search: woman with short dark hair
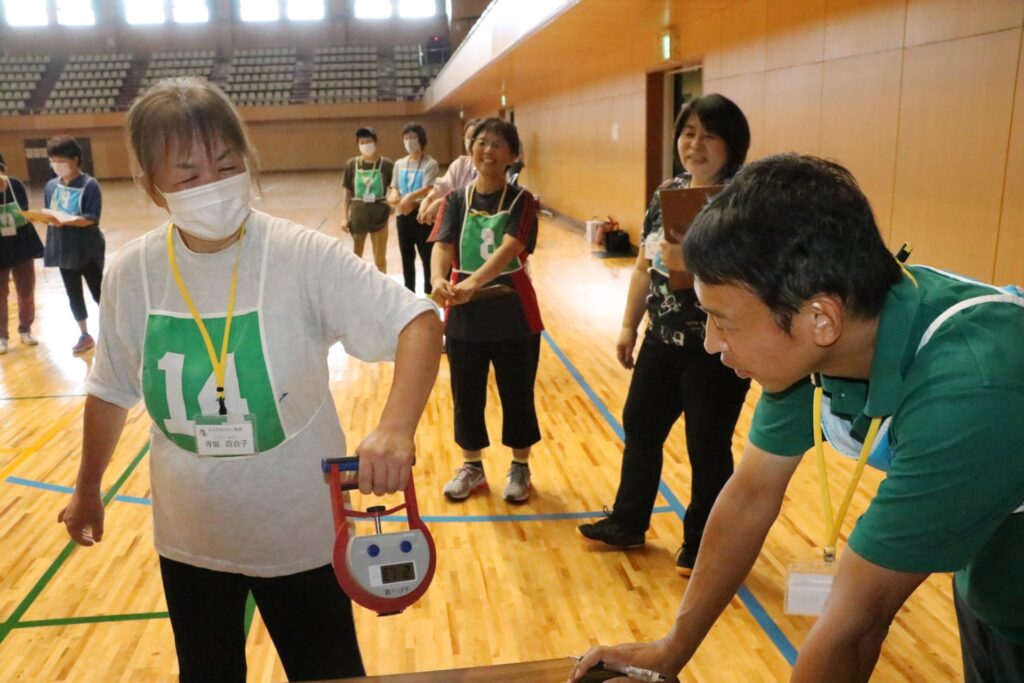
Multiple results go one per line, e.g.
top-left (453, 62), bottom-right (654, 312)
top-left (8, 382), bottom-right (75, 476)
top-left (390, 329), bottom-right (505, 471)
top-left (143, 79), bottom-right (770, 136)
top-left (578, 94), bottom-right (752, 576)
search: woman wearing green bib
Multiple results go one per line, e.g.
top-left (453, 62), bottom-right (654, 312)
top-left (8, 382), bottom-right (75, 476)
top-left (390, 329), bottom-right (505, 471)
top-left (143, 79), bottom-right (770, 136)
top-left (57, 79), bottom-right (442, 683)
top-left (430, 118), bottom-right (544, 504)
top-left (340, 127), bottom-right (394, 273)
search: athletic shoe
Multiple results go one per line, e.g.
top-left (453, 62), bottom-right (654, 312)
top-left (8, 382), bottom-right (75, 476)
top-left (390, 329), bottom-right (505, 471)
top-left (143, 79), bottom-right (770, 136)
top-left (443, 463), bottom-right (488, 501)
top-left (503, 462), bottom-right (532, 504)
top-left (19, 332), bottom-right (38, 346)
top-left (72, 334), bottom-right (95, 354)
top-left (577, 516), bottom-right (645, 549)
top-left (676, 544), bottom-right (699, 577)
top-left (0, 338), bottom-right (7, 354)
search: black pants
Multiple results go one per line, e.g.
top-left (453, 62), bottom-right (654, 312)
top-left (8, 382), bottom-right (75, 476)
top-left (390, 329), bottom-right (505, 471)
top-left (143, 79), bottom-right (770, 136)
top-left (159, 556), bottom-right (365, 683)
top-left (59, 259), bottom-right (102, 322)
top-left (955, 579), bottom-right (1024, 683)
top-left (396, 212), bottom-right (433, 294)
top-left (447, 333), bottom-right (542, 451)
top-left (611, 334), bottom-right (750, 547)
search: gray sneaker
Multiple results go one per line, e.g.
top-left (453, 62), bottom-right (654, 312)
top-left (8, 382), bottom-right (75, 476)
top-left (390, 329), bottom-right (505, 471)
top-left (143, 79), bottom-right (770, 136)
top-left (503, 463), bottom-right (532, 504)
top-left (443, 464), bottom-right (488, 501)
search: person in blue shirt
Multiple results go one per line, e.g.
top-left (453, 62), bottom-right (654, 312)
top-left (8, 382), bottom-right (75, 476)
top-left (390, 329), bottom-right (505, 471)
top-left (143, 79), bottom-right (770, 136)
top-left (43, 136), bottom-right (105, 353)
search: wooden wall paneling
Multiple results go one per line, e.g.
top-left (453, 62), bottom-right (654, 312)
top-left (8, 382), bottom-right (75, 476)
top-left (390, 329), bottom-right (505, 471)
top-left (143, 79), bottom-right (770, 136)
top-left (763, 63), bottom-right (824, 156)
top-left (905, 0), bottom-right (1023, 47)
top-left (680, 8), bottom-right (724, 80)
top-left (705, 71), bottom-right (767, 160)
top-left (719, 0), bottom-right (768, 77)
top-left (824, 0), bottom-right (907, 61)
top-left (766, 0), bottom-right (826, 70)
top-left (992, 30), bottom-right (1024, 286)
top-left (891, 29), bottom-right (1021, 281)
top-left (821, 49), bottom-right (904, 244)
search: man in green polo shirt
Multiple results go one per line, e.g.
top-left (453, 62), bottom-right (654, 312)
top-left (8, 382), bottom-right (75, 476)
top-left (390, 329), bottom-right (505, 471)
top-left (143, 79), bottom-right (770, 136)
top-left (570, 155), bottom-right (1024, 683)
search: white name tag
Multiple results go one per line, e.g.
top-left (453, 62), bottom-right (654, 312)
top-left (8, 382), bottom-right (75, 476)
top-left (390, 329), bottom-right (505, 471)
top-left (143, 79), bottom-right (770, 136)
top-left (194, 417), bottom-right (256, 457)
top-left (362, 192), bottom-right (376, 203)
top-left (784, 561), bottom-right (836, 616)
top-left (644, 233), bottom-right (659, 259)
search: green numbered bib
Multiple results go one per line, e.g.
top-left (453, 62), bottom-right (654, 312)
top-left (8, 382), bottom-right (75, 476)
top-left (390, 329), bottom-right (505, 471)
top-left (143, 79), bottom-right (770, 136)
top-left (354, 164), bottom-right (384, 202)
top-left (141, 310), bottom-right (285, 453)
top-left (457, 186), bottom-right (524, 275)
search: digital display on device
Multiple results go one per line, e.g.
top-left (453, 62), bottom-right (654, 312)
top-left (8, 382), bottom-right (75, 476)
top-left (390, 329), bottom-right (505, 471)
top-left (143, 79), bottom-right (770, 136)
top-left (380, 561), bottom-right (417, 584)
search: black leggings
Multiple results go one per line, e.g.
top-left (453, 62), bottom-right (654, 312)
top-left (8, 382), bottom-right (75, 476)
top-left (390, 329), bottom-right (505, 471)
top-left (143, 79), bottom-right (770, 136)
top-left (447, 333), bottom-right (542, 451)
top-left (159, 556), bottom-right (365, 683)
top-left (59, 259), bottom-right (102, 322)
top-left (396, 212), bottom-right (433, 294)
top-left (611, 334), bottom-right (750, 546)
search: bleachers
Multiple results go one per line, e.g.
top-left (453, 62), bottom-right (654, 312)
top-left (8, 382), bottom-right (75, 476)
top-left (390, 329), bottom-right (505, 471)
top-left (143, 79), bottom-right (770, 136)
top-left (140, 49), bottom-right (217, 89)
top-left (44, 52), bottom-right (132, 115)
top-left (5, 43), bottom-right (441, 114)
top-left (223, 47), bottom-right (296, 107)
top-left (393, 44), bottom-right (433, 100)
top-left (311, 45), bottom-right (380, 104)
top-left (0, 55), bottom-right (49, 116)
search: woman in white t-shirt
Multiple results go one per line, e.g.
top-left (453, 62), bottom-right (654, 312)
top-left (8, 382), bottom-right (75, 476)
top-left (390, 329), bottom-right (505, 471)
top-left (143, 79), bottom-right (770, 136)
top-left (416, 118), bottom-right (481, 226)
top-left (387, 122), bottom-right (439, 294)
top-left (57, 77), bottom-right (442, 683)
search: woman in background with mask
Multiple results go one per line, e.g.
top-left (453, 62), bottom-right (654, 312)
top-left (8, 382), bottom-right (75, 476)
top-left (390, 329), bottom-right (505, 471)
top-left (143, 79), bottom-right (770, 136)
top-left (57, 78), bottom-right (443, 682)
top-left (416, 118), bottom-right (480, 227)
top-left (388, 122), bottom-right (439, 295)
top-left (0, 153), bottom-right (44, 354)
top-left (43, 135), bottom-right (105, 354)
top-left (340, 126), bottom-right (394, 272)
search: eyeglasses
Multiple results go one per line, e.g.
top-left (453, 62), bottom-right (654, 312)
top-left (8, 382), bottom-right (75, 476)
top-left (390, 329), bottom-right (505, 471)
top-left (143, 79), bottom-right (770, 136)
top-left (472, 138), bottom-right (508, 151)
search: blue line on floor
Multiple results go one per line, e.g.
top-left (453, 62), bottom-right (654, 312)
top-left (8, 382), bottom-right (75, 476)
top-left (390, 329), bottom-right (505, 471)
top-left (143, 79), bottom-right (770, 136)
top-left (5, 476), bottom-right (149, 506)
top-left (540, 329), bottom-right (798, 666)
top-left (3, 476), bottom-right (673, 522)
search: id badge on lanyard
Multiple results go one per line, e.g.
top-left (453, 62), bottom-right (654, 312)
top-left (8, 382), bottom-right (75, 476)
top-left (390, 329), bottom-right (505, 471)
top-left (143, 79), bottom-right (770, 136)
top-left (0, 212), bottom-right (16, 237)
top-left (1, 196), bottom-right (20, 237)
top-left (784, 382), bottom-right (883, 616)
top-left (167, 224), bottom-right (258, 457)
top-left (194, 414), bottom-right (259, 457)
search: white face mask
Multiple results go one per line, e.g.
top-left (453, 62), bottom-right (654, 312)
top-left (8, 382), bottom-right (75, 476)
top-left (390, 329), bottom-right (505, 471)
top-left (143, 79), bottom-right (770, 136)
top-left (51, 162), bottom-right (72, 179)
top-left (359, 142), bottom-right (377, 157)
top-left (160, 171), bottom-right (253, 242)
top-left (403, 138), bottom-right (421, 154)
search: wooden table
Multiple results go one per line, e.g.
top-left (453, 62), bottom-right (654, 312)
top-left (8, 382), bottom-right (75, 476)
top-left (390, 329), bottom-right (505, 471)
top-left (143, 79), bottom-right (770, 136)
top-left (328, 658), bottom-right (616, 682)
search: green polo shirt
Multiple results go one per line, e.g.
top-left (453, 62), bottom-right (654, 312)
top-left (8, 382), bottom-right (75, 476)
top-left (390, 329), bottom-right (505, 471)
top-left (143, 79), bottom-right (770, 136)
top-left (750, 266), bottom-right (1024, 643)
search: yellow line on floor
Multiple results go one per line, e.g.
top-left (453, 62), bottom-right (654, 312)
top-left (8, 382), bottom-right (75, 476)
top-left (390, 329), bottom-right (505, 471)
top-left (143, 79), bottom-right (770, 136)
top-left (0, 404), bottom-right (85, 482)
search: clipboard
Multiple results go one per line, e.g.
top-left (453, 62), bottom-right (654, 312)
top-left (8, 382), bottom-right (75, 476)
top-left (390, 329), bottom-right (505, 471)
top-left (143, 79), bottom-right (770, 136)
top-left (17, 208), bottom-right (81, 225)
top-left (657, 185), bottom-right (722, 289)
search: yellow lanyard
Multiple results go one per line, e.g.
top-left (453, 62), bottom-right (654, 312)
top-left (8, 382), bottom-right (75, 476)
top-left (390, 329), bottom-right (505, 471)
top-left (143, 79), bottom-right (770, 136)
top-left (812, 380), bottom-right (882, 563)
top-left (467, 181), bottom-right (508, 216)
top-left (166, 224), bottom-right (246, 416)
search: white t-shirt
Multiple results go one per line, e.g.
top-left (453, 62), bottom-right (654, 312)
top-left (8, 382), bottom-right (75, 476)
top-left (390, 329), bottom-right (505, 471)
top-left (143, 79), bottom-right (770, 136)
top-left (86, 210), bottom-right (437, 576)
top-left (430, 155), bottom-right (477, 197)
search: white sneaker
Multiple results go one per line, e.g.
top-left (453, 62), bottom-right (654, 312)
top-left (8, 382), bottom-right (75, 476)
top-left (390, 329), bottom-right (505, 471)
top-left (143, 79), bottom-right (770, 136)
top-left (20, 332), bottom-right (38, 346)
top-left (442, 463), bottom-right (488, 501)
top-left (0, 338), bottom-right (7, 354)
top-left (503, 462), bottom-right (532, 504)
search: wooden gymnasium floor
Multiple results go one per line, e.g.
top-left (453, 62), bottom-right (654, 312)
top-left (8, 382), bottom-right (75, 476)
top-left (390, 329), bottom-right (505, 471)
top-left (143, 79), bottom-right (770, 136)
top-left (0, 171), bottom-right (961, 682)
